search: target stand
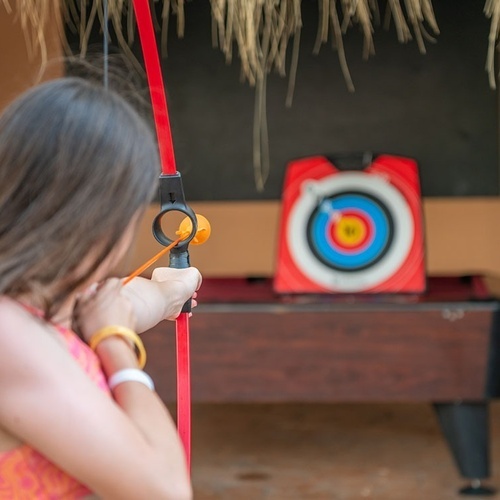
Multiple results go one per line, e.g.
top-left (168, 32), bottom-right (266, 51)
top-left (274, 153), bottom-right (425, 294)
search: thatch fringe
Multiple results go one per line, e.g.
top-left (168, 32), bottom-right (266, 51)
top-left (485, 0), bottom-right (500, 89)
top-left (1, 0), bottom-right (61, 71)
top-left (1, 0), bottom-right (445, 94)
top-left (209, 0), bottom-right (302, 190)
top-left (5, 1), bottom-right (497, 189)
top-left (207, 0), bottom-right (439, 189)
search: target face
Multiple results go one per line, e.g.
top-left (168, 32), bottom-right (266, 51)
top-left (274, 155), bottom-right (425, 294)
top-left (307, 192), bottom-right (393, 272)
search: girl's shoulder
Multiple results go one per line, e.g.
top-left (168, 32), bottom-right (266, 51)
top-left (0, 295), bottom-right (109, 393)
top-left (0, 295), bottom-right (42, 343)
top-left (0, 296), bottom-right (50, 349)
top-left (0, 296), bottom-right (108, 437)
top-left (0, 296), bottom-right (82, 385)
top-left (0, 298), bottom-right (61, 395)
top-left (0, 296), bottom-right (64, 424)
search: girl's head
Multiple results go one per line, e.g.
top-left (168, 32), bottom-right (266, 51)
top-left (0, 77), bottom-right (159, 315)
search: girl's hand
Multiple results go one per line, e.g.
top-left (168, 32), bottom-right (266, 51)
top-left (121, 267), bottom-right (202, 333)
top-left (151, 267), bottom-right (202, 316)
top-left (73, 278), bottom-right (136, 342)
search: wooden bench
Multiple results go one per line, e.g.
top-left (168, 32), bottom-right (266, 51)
top-left (144, 276), bottom-right (500, 494)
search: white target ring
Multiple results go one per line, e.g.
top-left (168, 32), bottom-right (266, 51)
top-left (287, 172), bottom-right (415, 292)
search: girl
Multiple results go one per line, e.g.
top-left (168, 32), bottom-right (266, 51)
top-left (0, 78), bottom-right (201, 499)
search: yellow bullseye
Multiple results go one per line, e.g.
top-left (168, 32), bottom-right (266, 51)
top-left (177, 214), bottom-right (211, 245)
top-left (334, 216), bottom-right (366, 247)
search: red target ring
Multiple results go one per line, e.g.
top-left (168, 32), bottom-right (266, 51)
top-left (328, 209), bottom-right (374, 252)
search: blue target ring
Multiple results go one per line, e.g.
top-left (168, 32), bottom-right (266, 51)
top-left (307, 191), bottom-right (394, 272)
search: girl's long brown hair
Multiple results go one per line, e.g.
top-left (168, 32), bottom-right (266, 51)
top-left (0, 77), bottom-right (159, 316)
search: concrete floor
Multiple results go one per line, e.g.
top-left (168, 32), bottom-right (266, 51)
top-left (188, 402), bottom-right (500, 499)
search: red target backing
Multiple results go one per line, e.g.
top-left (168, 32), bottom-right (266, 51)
top-left (274, 154), bottom-right (425, 294)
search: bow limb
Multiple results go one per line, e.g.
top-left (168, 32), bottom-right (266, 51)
top-left (176, 312), bottom-right (191, 466)
top-left (132, 0), bottom-right (176, 175)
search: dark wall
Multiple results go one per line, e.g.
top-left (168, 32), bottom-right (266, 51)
top-left (71, 0), bottom-right (499, 200)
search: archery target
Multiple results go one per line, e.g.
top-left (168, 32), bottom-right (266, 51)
top-left (288, 173), bottom-right (414, 292)
top-left (274, 155), bottom-right (425, 294)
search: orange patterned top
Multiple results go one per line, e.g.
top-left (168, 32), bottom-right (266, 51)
top-left (0, 308), bottom-right (110, 499)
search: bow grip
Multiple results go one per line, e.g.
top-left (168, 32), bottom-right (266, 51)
top-left (153, 173), bottom-right (196, 314)
top-left (170, 247), bottom-right (191, 313)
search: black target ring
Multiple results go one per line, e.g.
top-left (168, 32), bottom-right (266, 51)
top-left (306, 191), bottom-right (395, 273)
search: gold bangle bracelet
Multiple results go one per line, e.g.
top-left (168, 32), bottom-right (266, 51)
top-left (89, 325), bottom-right (147, 369)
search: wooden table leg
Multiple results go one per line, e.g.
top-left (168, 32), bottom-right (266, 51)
top-left (434, 402), bottom-right (495, 496)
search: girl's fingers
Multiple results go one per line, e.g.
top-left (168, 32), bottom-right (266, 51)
top-left (76, 282), bottom-right (99, 304)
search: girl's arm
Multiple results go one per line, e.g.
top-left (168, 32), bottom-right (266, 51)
top-left (0, 290), bottom-right (192, 500)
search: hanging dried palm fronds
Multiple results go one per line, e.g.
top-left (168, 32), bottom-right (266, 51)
top-left (1, 0), bottom-right (62, 70)
top-left (3, 0), bottom-right (441, 91)
top-left (385, 0), bottom-right (439, 52)
top-left (7, 0), bottom-right (500, 190)
top-left (209, 0), bottom-right (302, 85)
top-left (312, 0), bottom-right (439, 92)
top-left (1, 1), bottom-right (185, 71)
top-left (62, 0), bottom-right (184, 66)
top-left (208, 0), bottom-right (439, 188)
top-left (210, 0), bottom-right (302, 190)
top-left (485, 0), bottom-right (500, 89)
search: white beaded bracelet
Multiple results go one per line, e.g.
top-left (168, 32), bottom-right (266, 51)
top-left (108, 368), bottom-right (155, 391)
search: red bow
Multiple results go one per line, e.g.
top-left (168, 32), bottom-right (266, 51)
top-left (132, 0), bottom-right (193, 471)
